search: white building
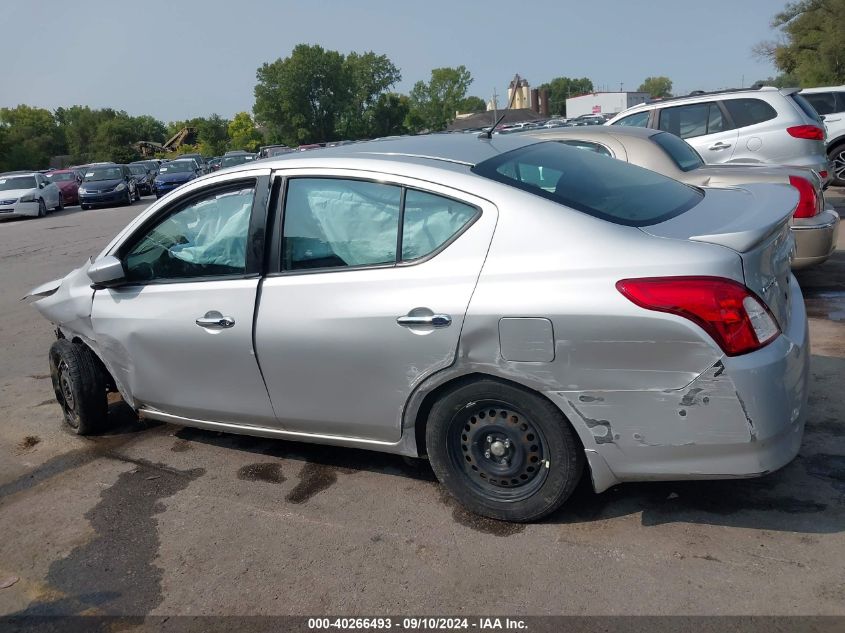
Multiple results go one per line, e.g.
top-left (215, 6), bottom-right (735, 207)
top-left (565, 91), bottom-right (650, 118)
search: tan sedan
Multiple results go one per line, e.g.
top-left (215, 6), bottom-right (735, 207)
top-left (521, 126), bottom-right (839, 269)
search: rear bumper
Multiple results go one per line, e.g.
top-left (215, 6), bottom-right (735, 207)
top-left (791, 209), bottom-right (840, 269)
top-left (549, 275), bottom-right (809, 491)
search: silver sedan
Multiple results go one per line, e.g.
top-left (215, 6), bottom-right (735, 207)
top-left (519, 125), bottom-right (840, 269)
top-left (28, 134), bottom-right (809, 522)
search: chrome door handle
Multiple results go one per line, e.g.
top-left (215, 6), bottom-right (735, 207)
top-left (397, 314), bottom-right (452, 328)
top-left (708, 142), bottom-right (732, 150)
top-left (196, 311), bottom-right (235, 329)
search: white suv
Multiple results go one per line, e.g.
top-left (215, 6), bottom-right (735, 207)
top-left (606, 87), bottom-right (830, 186)
top-left (801, 86), bottom-right (845, 185)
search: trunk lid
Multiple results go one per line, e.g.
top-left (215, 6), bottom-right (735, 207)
top-left (640, 184), bottom-right (798, 329)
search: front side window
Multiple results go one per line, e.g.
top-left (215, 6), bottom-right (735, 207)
top-left (123, 184), bottom-right (255, 282)
top-left (658, 102), bottom-right (727, 139)
top-left (472, 141), bottom-right (702, 227)
top-left (613, 111), bottom-right (649, 127)
top-left (802, 92), bottom-right (837, 116)
top-left (283, 178), bottom-right (401, 270)
top-left (724, 98), bottom-right (779, 127)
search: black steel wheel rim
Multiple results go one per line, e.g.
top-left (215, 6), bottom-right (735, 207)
top-left (57, 359), bottom-right (78, 428)
top-left (447, 399), bottom-right (549, 502)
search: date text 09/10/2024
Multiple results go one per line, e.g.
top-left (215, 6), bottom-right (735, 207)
top-left (307, 617), bottom-right (528, 630)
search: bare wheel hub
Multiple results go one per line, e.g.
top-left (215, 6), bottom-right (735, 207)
top-left (450, 401), bottom-right (548, 500)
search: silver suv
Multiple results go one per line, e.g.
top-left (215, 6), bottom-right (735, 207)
top-left (801, 86), bottom-right (845, 185)
top-left (606, 87), bottom-right (830, 186)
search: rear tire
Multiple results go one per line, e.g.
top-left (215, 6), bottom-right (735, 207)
top-left (829, 143), bottom-right (845, 187)
top-left (426, 379), bottom-right (584, 522)
top-left (49, 340), bottom-right (108, 435)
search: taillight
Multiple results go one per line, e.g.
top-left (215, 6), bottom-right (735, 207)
top-left (788, 175), bottom-right (819, 218)
top-left (786, 125), bottom-right (824, 140)
top-left (616, 277), bottom-right (780, 356)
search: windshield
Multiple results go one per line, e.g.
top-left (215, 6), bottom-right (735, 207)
top-left (159, 162), bottom-right (194, 174)
top-left (651, 132), bottom-right (704, 172)
top-left (129, 166), bottom-right (147, 175)
top-left (222, 155), bottom-right (251, 167)
top-left (0, 176), bottom-right (37, 191)
top-left (472, 141), bottom-right (703, 227)
top-left (85, 167), bottom-right (123, 181)
top-left (47, 172), bottom-right (77, 182)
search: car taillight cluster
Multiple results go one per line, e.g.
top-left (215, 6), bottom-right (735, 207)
top-left (616, 277), bottom-right (780, 356)
top-left (788, 175), bottom-right (819, 218)
top-left (786, 125), bottom-right (824, 140)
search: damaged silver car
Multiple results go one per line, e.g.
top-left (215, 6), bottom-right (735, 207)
top-left (28, 134), bottom-right (809, 522)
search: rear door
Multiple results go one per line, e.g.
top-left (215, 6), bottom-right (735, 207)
top-left (254, 170), bottom-right (497, 442)
top-left (656, 101), bottom-right (739, 163)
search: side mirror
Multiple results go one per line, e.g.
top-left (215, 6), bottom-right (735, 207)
top-left (87, 255), bottom-right (126, 287)
top-left (39, 182), bottom-right (46, 189)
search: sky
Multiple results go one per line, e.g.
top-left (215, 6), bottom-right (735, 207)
top-left (1, 0), bottom-right (786, 123)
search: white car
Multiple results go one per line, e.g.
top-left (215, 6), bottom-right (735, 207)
top-left (800, 86), bottom-right (845, 185)
top-left (0, 172), bottom-right (63, 218)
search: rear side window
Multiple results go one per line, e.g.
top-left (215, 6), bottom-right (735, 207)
top-left (723, 98), bottom-right (778, 128)
top-left (802, 92), bottom-right (837, 116)
top-left (472, 141), bottom-right (702, 227)
top-left (401, 190), bottom-right (478, 261)
top-left (657, 102), bottom-right (727, 139)
top-left (613, 111), bottom-right (649, 127)
top-left (651, 132), bottom-right (704, 172)
top-left (836, 92), bottom-right (845, 112)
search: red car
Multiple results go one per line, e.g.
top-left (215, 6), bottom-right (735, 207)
top-left (45, 169), bottom-right (82, 206)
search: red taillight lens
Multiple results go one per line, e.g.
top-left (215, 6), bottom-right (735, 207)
top-left (788, 175), bottom-right (819, 218)
top-left (786, 125), bottom-right (824, 140)
top-left (616, 277), bottom-right (780, 356)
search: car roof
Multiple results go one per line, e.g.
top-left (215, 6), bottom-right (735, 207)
top-left (255, 133), bottom-right (542, 169)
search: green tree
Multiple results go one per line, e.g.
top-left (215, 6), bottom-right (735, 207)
top-left (254, 44), bottom-right (350, 145)
top-left (754, 0), bottom-right (845, 86)
top-left (458, 96), bottom-right (487, 113)
top-left (228, 112), bottom-right (263, 152)
top-left (196, 114), bottom-right (230, 156)
top-left (751, 73), bottom-right (800, 88)
top-left (407, 66), bottom-right (474, 132)
top-left (369, 93), bottom-right (410, 138)
top-left (130, 115), bottom-right (167, 143)
top-left (91, 115), bottom-right (140, 163)
top-left (0, 105), bottom-right (61, 169)
top-left (338, 51), bottom-right (402, 138)
top-left (638, 76), bottom-right (673, 98)
top-left (536, 77), bottom-right (594, 116)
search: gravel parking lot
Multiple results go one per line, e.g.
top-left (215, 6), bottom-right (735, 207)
top-left (0, 193), bottom-right (843, 617)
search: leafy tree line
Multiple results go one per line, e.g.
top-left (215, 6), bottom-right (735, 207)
top-left (754, 0), bottom-right (845, 87)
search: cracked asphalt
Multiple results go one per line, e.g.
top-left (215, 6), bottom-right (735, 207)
top-left (0, 191), bottom-right (844, 616)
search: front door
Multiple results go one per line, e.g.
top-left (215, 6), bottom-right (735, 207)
top-left (254, 173), bottom-right (498, 442)
top-left (91, 178), bottom-right (276, 425)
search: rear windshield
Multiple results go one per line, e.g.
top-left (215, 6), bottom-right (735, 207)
top-left (789, 93), bottom-right (823, 123)
top-left (47, 172), bottom-right (77, 182)
top-left (651, 132), bottom-right (704, 172)
top-left (472, 141), bottom-right (702, 227)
